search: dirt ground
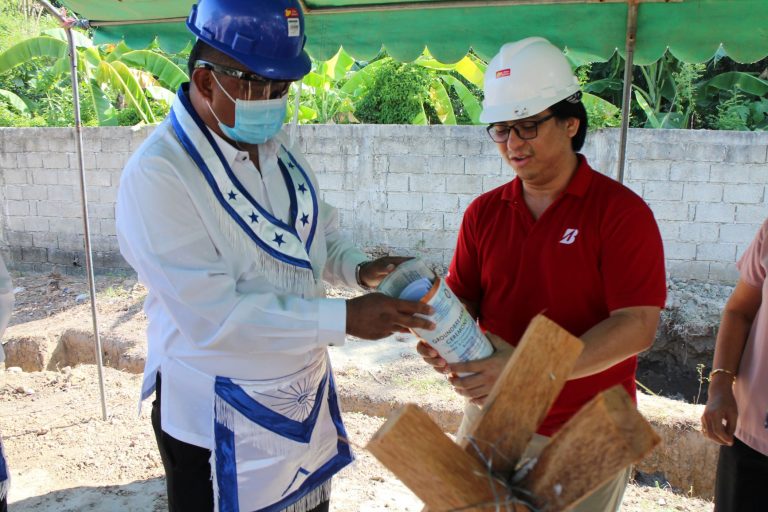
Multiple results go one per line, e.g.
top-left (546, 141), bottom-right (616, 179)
top-left (0, 271), bottom-right (714, 511)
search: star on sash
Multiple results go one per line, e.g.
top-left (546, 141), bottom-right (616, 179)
top-left (249, 212), bottom-right (259, 223)
top-left (300, 213), bottom-right (309, 226)
top-left (273, 233), bottom-right (285, 247)
top-left (228, 190), bottom-right (238, 201)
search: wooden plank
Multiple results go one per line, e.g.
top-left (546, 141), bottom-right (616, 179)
top-left (367, 404), bottom-right (529, 512)
top-left (522, 385), bottom-right (661, 511)
top-left (459, 314), bottom-right (584, 474)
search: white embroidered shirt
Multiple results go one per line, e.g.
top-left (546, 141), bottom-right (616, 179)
top-left (116, 108), bottom-right (367, 449)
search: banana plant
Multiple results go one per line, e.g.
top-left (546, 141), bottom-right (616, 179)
top-left (0, 30), bottom-right (187, 125)
top-left (413, 51), bottom-right (485, 124)
top-left (0, 87), bottom-right (28, 114)
top-left (288, 48), bottom-right (357, 124)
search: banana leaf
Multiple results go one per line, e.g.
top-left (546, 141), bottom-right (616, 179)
top-left (699, 71), bottom-right (768, 98)
top-left (85, 79), bottom-right (118, 126)
top-left (286, 102), bottom-right (318, 123)
top-left (634, 88), bottom-right (661, 128)
top-left (411, 103), bottom-right (427, 125)
top-left (321, 49), bottom-right (355, 82)
top-left (0, 36), bottom-right (68, 73)
top-left (416, 54), bottom-right (485, 88)
top-left (302, 71), bottom-right (330, 90)
top-left (81, 46), bottom-right (103, 69)
top-left (429, 78), bottom-right (456, 125)
top-left (452, 55), bottom-right (486, 88)
top-left (146, 85), bottom-right (176, 105)
top-left (0, 88), bottom-right (29, 114)
top-left (105, 41), bottom-right (134, 63)
top-left (96, 60), bottom-right (155, 123)
top-left (439, 74), bottom-right (481, 124)
top-left (339, 58), bottom-right (388, 96)
top-left (120, 50), bottom-right (188, 91)
top-left (51, 56), bottom-right (71, 76)
top-left (584, 78), bottom-right (623, 95)
top-left (749, 98), bottom-right (768, 128)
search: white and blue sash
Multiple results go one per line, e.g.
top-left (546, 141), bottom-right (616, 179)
top-left (168, 87), bottom-right (352, 511)
top-left (0, 435), bottom-right (8, 502)
top-left (170, 87), bottom-right (320, 296)
top-left (212, 355), bottom-right (352, 512)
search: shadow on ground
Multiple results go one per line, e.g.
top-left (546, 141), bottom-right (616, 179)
top-left (10, 477), bottom-right (167, 512)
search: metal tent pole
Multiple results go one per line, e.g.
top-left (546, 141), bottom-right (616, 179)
top-left (37, 0), bottom-right (108, 421)
top-left (617, 0), bottom-right (639, 184)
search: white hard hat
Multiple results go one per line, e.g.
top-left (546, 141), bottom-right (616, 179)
top-left (480, 37), bottom-right (581, 124)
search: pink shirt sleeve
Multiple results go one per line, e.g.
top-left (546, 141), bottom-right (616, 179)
top-left (736, 219), bottom-right (768, 287)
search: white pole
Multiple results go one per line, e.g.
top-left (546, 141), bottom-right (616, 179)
top-left (617, 0), bottom-right (639, 184)
top-left (36, 0), bottom-right (108, 421)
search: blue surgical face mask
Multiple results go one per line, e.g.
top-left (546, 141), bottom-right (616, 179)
top-left (208, 73), bottom-right (287, 145)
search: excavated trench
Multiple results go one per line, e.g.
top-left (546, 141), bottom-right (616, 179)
top-left (3, 329), bottom-right (145, 374)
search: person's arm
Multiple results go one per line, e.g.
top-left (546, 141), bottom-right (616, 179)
top-left (701, 279), bottom-right (762, 445)
top-left (444, 198), bottom-right (666, 403)
top-left (117, 157), bottom-right (433, 355)
top-left (570, 305), bottom-right (660, 379)
top-left (442, 305), bottom-right (659, 403)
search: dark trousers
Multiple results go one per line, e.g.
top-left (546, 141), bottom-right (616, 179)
top-left (152, 374), bottom-right (330, 512)
top-left (0, 496), bottom-right (6, 512)
top-left (715, 436), bottom-right (768, 512)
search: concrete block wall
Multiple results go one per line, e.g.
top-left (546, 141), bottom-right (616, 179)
top-left (1, 125), bottom-right (766, 281)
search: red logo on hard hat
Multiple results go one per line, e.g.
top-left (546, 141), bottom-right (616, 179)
top-left (285, 8), bottom-right (299, 17)
top-left (496, 69), bottom-right (510, 79)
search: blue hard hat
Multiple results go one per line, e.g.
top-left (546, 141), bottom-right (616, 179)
top-left (187, 0), bottom-right (311, 81)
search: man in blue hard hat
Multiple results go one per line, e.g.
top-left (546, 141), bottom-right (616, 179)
top-left (116, 1), bottom-right (435, 511)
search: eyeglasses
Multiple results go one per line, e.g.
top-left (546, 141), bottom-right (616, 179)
top-left (194, 60), bottom-right (292, 98)
top-left (486, 113), bottom-right (556, 143)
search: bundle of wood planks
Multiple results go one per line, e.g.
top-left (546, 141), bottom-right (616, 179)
top-left (367, 315), bottom-right (660, 511)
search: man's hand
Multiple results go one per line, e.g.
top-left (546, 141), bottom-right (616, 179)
top-left (358, 256), bottom-right (413, 288)
top-left (346, 293), bottom-right (435, 340)
top-left (446, 333), bottom-right (514, 405)
top-left (701, 377), bottom-right (738, 446)
top-left (416, 339), bottom-right (450, 374)
top-left (417, 333), bottom-right (514, 405)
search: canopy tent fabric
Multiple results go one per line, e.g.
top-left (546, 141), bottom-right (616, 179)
top-left (58, 0), bottom-right (768, 65)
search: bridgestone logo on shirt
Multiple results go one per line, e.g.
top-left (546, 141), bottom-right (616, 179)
top-left (560, 228), bottom-right (579, 245)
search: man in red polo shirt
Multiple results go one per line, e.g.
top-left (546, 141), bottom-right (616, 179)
top-left (418, 37), bottom-right (666, 511)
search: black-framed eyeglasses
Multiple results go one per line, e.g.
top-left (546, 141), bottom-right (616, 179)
top-left (486, 113), bottom-right (556, 143)
top-left (194, 60), bottom-right (292, 95)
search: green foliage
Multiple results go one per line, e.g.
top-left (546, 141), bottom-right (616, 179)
top-left (0, 2), bottom-right (188, 127)
top-left (584, 49), bottom-right (768, 131)
top-left (354, 59), bottom-right (431, 124)
top-left (287, 48), bottom-right (357, 124)
top-left (582, 92), bottom-right (621, 130)
top-left (577, 63), bottom-right (622, 130)
top-left (709, 92), bottom-right (751, 131)
top-left (115, 98), bottom-right (170, 126)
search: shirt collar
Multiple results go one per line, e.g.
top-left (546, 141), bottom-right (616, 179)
top-left (207, 123), bottom-right (282, 176)
top-left (502, 153), bottom-right (594, 203)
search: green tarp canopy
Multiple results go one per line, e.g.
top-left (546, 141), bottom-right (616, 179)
top-left (58, 0), bottom-right (768, 65)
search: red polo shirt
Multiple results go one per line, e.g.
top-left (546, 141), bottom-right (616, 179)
top-left (447, 155), bottom-right (666, 436)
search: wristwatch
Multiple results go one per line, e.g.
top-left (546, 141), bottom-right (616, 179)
top-left (355, 260), bottom-right (372, 290)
